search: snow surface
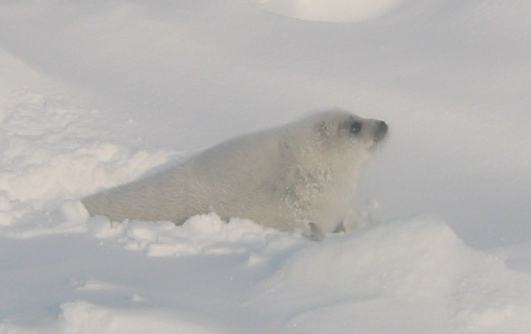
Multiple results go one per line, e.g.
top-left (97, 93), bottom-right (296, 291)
top-left (1, 0), bottom-right (531, 333)
top-left (254, 0), bottom-right (410, 23)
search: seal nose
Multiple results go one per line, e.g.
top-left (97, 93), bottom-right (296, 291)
top-left (375, 121), bottom-right (388, 141)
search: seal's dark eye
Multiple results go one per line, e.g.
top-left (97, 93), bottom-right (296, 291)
top-left (350, 121), bottom-right (363, 134)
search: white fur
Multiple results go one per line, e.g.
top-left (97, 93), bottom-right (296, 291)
top-left (83, 109), bottom-right (387, 239)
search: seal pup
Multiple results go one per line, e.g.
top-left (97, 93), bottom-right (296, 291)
top-left (83, 109), bottom-right (388, 239)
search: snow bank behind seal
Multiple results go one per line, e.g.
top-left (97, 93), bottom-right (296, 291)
top-left (0, 88), bottom-right (173, 238)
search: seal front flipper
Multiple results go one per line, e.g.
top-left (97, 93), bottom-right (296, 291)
top-left (332, 221), bottom-right (347, 233)
top-left (304, 222), bottom-right (325, 241)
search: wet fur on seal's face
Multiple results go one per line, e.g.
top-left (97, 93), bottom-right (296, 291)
top-left (82, 109), bottom-right (388, 240)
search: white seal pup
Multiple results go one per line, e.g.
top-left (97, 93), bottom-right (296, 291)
top-left (83, 109), bottom-right (387, 239)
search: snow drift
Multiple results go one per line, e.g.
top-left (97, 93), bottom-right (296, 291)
top-left (273, 217), bottom-right (531, 333)
top-left (2, 212), bottom-right (530, 334)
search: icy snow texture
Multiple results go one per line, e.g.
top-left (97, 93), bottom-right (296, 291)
top-left (0, 89), bottom-right (172, 238)
top-left (86, 213), bottom-right (286, 257)
top-left (1, 0), bottom-right (531, 333)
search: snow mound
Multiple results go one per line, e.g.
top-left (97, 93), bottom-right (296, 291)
top-left (278, 216), bottom-right (473, 296)
top-left (254, 0), bottom-right (409, 23)
top-left (86, 213), bottom-right (289, 257)
top-left (0, 300), bottom-right (225, 334)
top-left (272, 216), bottom-right (531, 332)
top-left (0, 89), bottom-right (173, 237)
top-left (59, 301), bottom-right (225, 334)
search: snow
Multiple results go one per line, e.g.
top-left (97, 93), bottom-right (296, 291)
top-left (1, 0), bottom-right (531, 333)
top-left (254, 0), bottom-right (410, 23)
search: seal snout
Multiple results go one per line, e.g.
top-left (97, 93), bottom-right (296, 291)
top-left (374, 120), bottom-right (388, 141)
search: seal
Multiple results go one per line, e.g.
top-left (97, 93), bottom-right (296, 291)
top-left (83, 109), bottom-right (388, 239)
